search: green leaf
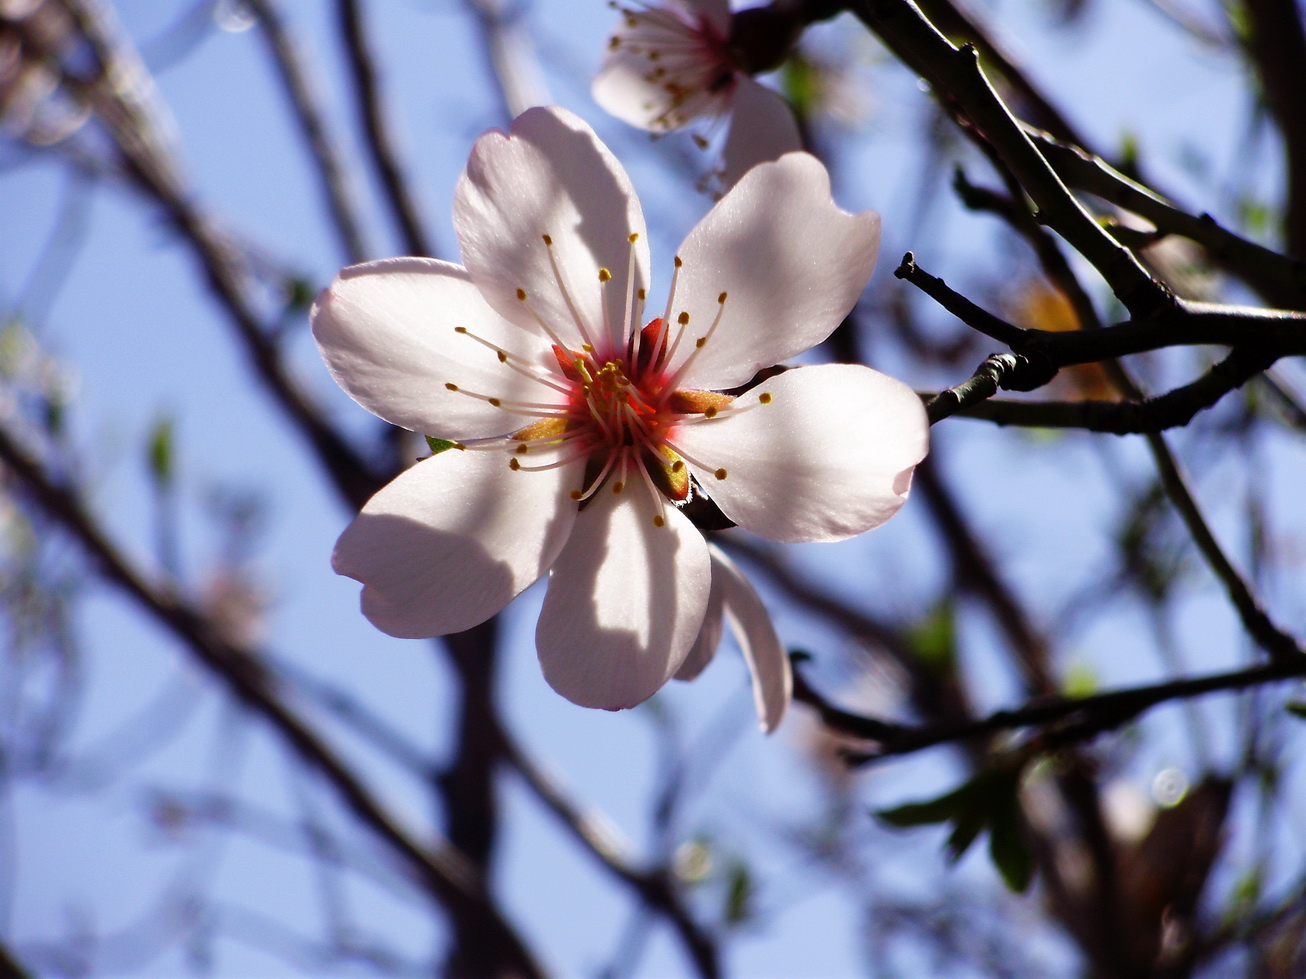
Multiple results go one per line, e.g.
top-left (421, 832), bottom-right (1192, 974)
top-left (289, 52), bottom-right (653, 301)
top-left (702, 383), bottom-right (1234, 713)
top-left (908, 599), bottom-right (956, 671)
top-left (987, 784), bottom-right (1033, 892)
top-left (425, 436), bottom-right (458, 455)
top-left (148, 416), bottom-right (174, 487)
top-left (877, 766), bottom-right (1033, 891)
top-left (723, 861), bottom-right (753, 927)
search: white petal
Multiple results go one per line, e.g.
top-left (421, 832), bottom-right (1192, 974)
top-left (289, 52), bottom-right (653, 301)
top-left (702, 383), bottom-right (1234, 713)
top-left (720, 77), bottom-right (803, 189)
top-left (666, 153), bottom-right (881, 390)
top-left (675, 560), bottom-right (726, 681)
top-left (536, 488), bottom-right (711, 710)
top-left (708, 545), bottom-right (790, 733)
top-left (333, 447), bottom-right (580, 638)
top-left (674, 364), bottom-right (929, 542)
top-left (453, 106), bottom-right (650, 354)
top-left (311, 258), bottom-right (556, 439)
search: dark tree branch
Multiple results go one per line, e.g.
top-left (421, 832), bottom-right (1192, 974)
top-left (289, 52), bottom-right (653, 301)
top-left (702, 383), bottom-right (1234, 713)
top-left (849, 0), bottom-right (1167, 317)
top-left (935, 346), bottom-right (1280, 433)
top-left (795, 653), bottom-right (1306, 762)
top-left (1031, 131), bottom-right (1306, 307)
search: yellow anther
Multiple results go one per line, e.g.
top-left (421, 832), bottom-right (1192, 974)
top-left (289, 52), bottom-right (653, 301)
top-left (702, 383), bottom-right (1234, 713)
top-left (454, 326), bottom-right (468, 334)
top-left (628, 232), bottom-right (639, 243)
top-left (653, 514), bottom-right (665, 527)
top-left (703, 406), bottom-right (717, 418)
top-left (599, 268), bottom-right (612, 282)
top-left (759, 392), bottom-right (773, 404)
top-left (714, 468), bottom-right (727, 480)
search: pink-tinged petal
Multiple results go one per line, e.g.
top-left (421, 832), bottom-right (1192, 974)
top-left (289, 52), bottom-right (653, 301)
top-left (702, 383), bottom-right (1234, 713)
top-left (666, 153), bottom-right (881, 390)
top-left (720, 77), bottom-right (803, 189)
top-left (674, 364), bottom-right (928, 543)
top-left (312, 258), bottom-right (556, 439)
top-left (673, 0), bottom-right (731, 34)
top-left (536, 488), bottom-right (711, 710)
top-left (675, 561), bottom-right (726, 681)
top-left (593, 2), bottom-right (733, 134)
top-left (709, 545), bottom-right (789, 733)
top-left (333, 447), bottom-right (580, 638)
top-left (592, 36), bottom-right (732, 133)
top-left (453, 106), bottom-right (649, 352)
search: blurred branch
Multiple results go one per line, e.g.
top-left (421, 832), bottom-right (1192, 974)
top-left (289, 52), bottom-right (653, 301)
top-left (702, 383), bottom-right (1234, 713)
top-left (32, 0), bottom-right (382, 511)
top-left (247, 0), bottom-right (371, 264)
top-left (499, 734), bottom-right (722, 979)
top-left (0, 942), bottom-right (33, 979)
top-left (795, 651), bottom-right (1306, 763)
top-left (335, 0), bottom-right (433, 258)
top-left (1142, 430), bottom-right (1303, 663)
top-left (1240, 0), bottom-right (1306, 257)
top-left (0, 422), bottom-right (546, 979)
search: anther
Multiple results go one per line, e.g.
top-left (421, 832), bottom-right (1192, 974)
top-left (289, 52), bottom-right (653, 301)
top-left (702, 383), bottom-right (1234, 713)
top-left (542, 234), bottom-right (552, 245)
top-left (516, 288), bottom-right (527, 301)
top-left (677, 311), bottom-right (689, 325)
top-left (599, 268), bottom-right (612, 282)
top-left (674, 256), bottom-right (683, 268)
top-left (717, 292), bottom-right (727, 304)
top-left (759, 392), bottom-right (773, 404)
top-left (628, 232), bottom-right (639, 243)
top-left (445, 383), bottom-right (459, 391)
top-left (714, 468), bottom-right (727, 480)
top-left (509, 458), bottom-right (521, 470)
top-left (653, 514), bottom-right (665, 527)
top-left (703, 406), bottom-right (717, 418)
top-left (612, 480), bottom-right (625, 494)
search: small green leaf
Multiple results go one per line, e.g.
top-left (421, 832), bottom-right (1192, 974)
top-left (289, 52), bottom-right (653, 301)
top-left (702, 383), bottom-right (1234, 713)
top-left (878, 766), bottom-right (1033, 891)
top-left (148, 416), bottom-right (174, 487)
top-left (723, 862), bottom-right (753, 927)
top-left (283, 276), bottom-right (316, 311)
top-left (987, 785), bottom-right (1033, 892)
top-left (908, 600), bottom-right (956, 671)
top-left (425, 436), bottom-right (458, 455)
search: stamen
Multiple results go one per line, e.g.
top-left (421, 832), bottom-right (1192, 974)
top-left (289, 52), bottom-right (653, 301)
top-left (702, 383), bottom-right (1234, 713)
top-left (453, 326), bottom-right (570, 394)
top-left (662, 291), bottom-right (728, 390)
top-left (443, 382), bottom-right (569, 418)
top-left (542, 234), bottom-right (602, 352)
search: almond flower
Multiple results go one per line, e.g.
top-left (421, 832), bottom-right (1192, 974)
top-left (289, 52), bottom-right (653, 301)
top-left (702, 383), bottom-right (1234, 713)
top-left (593, 0), bottom-right (802, 187)
top-left (311, 106), bottom-right (927, 727)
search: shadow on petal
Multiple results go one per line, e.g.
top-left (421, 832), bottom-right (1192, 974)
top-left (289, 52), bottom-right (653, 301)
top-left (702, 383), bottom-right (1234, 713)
top-left (536, 491), bottom-right (711, 711)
